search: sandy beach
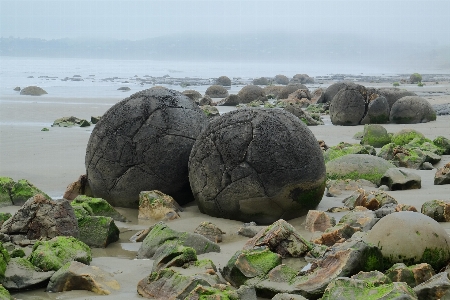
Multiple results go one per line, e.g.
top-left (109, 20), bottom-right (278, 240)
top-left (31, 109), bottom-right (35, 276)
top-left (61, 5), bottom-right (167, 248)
top-left (1, 80), bottom-right (450, 299)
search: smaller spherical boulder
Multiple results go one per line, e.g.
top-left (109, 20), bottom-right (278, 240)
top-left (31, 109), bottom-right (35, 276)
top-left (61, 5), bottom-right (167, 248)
top-left (216, 76), bottom-right (231, 86)
top-left (20, 86), bottom-right (48, 96)
top-left (182, 90), bottom-right (202, 102)
top-left (365, 211), bottom-right (450, 270)
top-left (377, 88), bottom-right (417, 109)
top-left (277, 83), bottom-right (308, 100)
top-left (330, 86), bottom-right (366, 126)
top-left (391, 129), bottom-right (426, 146)
top-left (237, 85), bottom-right (267, 103)
top-left (205, 85), bottom-right (229, 98)
top-left (361, 124), bottom-right (391, 148)
top-left (389, 96), bottom-right (436, 124)
top-left (274, 74), bottom-right (289, 85)
top-left (318, 81), bottom-right (353, 104)
top-left (361, 96), bottom-right (390, 124)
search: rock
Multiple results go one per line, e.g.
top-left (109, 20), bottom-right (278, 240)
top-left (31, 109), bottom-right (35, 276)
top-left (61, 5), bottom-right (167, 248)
top-left (151, 241), bottom-right (197, 272)
top-left (291, 74), bottom-right (314, 84)
top-left (0, 285), bottom-right (11, 299)
top-left (422, 162), bottom-right (434, 170)
top-left (391, 129), bottom-right (426, 146)
top-left (361, 96), bottom-right (390, 124)
top-left (90, 115), bottom-right (101, 124)
top-left (0, 213), bottom-right (11, 227)
top-left (76, 215), bottom-right (119, 248)
top-left (386, 263), bottom-right (435, 288)
top-left (254, 264), bottom-right (302, 298)
top-left (205, 85), bottom-right (229, 98)
top-left (216, 75), bottom-right (231, 86)
top-left (326, 179), bottom-right (376, 197)
top-left (0, 194), bottom-right (79, 240)
top-left (283, 104), bottom-right (323, 125)
top-left (182, 89), bottom-right (202, 102)
top-left (222, 247), bottom-right (282, 287)
top-left (117, 86), bottom-right (130, 91)
top-left (380, 168), bottom-right (421, 190)
top-left (0, 177), bottom-right (14, 207)
top-left (188, 108), bottom-right (326, 224)
top-left (2, 257), bottom-right (54, 290)
top-left (238, 222), bottom-right (266, 238)
top-left (138, 190), bottom-right (181, 221)
top-left (291, 237), bottom-right (384, 298)
top-left (71, 195), bottom-right (126, 222)
top-left (253, 77), bottom-right (270, 85)
top-left (243, 219), bottom-right (313, 258)
top-left (378, 143), bottom-right (427, 169)
top-left (323, 142), bottom-right (376, 163)
top-left (413, 272), bottom-right (450, 300)
top-left (237, 85), bottom-right (267, 103)
top-left (272, 293), bottom-right (308, 300)
top-left (200, 105), bottom-right (220, 119)
top-left (360, 124), bottom-right (391, 147)
top-left (41, 127), bottom-right (49, 131)
top-left (52, 116), bottom-right (90, 127)
top-left (6, 178), bottom-right (51, 206)
top-left (46, 261), bottom-right (120, 294)
top-left (198, 94), bottom-right (213, 106)
top-left (286, 89), bottom-right (312, 101)
top-left (194, 222), bottom-right (225, 243)
top-left (277, 84), bottom-right (308, 100)
top-left (263, 85), bottom-right (285, 99)
top-left (318, 81), bottom-right (353, 104)
top-left (313, 223), bottom-right (361, 246)
top-left (85, 87), bottom-right (208, 208)
top-left (433, 136), bottom-right (450, 154)
top-left (390, 96), bottom-right (436, 124)
top-left (185, 284), bottom-right (257, 300)
top-left (20, 86), bottom-right (47, 96)
top-left (365, 211), bottom-right (450, 271)
top-left (377, 88), bottom-right (417, 109)
top-left (305, 210), bottom-right (336, 232)
top-left (271, 75), bottom-right (288, 85)
top-left (421, 199), bottom-right (450, 222)
top-left (351, 270), bottom-right (392, 285)
top-left (0, 242), bottom-right (10, 282)
top-left (435, 162), bottom-right (450, 185)
top-left (13, 87), bottom-right (20, 91)
top-left (343, 189), bottom-right (397, 210)
top-left (338, 207), bottom-right (379, 231)
top-left (129, 228), bottom-right (150, 242)
top-left (63, 174), bottom-right (92, 200)
top-left (217, 94), bottom-right (241, 106)
top-left (326, 154), bottom-right (395, 185)
top-left (322, 277), bottom-right (417, 300)
top-left (29, 236), bottom-right (91, 271)
top-left (396, 204), bottom-right (418, 212)
top-left (136, 222), bottom-right (220, 259)
top-left (330, 84), bottom-right (367, 125)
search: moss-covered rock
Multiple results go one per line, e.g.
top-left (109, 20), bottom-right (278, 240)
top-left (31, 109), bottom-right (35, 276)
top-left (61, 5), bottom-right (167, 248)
top-left (324, 142), bottom-right (376, 163)
top-left (77, 215), bottom-right (119, 248)
top-left (71, 195), bottom-right (126, 222)
top-left (0, 284), bottom-right (12, 300)
top-left (0, 213), bottom-right (11, 227)
top-left (2, 257), bottom-right (55, 290)
top-left (361, 124), bottom-right (391, 148)
top-left (20, 86), bottom-right (47, 96)
top-left (385, 263), bottom-right (435, 288)
top-left (421, 199), bottom-right (450, 222)
top-left (28, 236), bottom-right (91, 271)
top-left (391, 129), bottom-right (426, 146)
top-left (52, 116), bottom-right (90, 128)
top-left (433, 136), bottom-right (450, 155)
top-left (10, 179), bottom-right (51, 206)
top-left (0, 242), bottom-right (11, 282)
top-left (151, 240), bottom-right (197, 272)
top-left (0, 177), bottom-right (14, 207)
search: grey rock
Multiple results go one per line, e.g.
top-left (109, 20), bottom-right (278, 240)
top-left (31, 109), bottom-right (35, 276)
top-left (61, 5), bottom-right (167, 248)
top-left (238, 85), bottom-right (267, 103)
top-left (377, 88), bottom-right (417, 109)
top-left (330, 85), bottom-right (366, 125)
top-left (361, 96), bottom-right (390, 124)
top-left (390, 96), bottom-right (436, 124)
top-left (2, 257), bottom-right (54, 290)
top-left (380, 168), bottom-right (422, 190)
top-left (413, 272), bottom-right (450, 300)
top-left (205, 85), bottom-right (229, 98)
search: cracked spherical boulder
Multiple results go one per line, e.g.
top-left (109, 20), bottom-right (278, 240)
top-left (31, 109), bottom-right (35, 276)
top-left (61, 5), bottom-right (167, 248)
top-left (188, 108), bottom-right (326, 224)
top-left (85, 87), bottom-right (208, 208)
top-left (330, 84), bottom-right (367, 125)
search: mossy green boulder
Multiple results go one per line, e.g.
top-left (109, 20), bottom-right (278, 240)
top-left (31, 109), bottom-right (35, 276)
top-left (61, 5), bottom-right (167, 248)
top-left (71, 195), bottom-right (126, 222)
top-left (324, 142), bottom-right (376, 163)
top-left (76, 215), bottom-right (119, 248)
top-left (0, 242), bottom-right (11, 282)
top-left (0, 177), bottom-right (14, 207)
top-left (0, 284), bottom-right (12, 300)
top-left (361, 124), bottom-right (391, 148)
top-left (433, 136), bottom-right (450, 155)
top-left (28, 236), bottom-right (91, 271)
top-left (52, 116), bottom-right (90, 128)
top-left (2, 257), bottom-right (55, 290)
top-left (9, 179), bottom-right (51, 206)
top-left (391, 129), bottom-right (425, 146)
top-left (0, 213), bottom-right (11, 226)
top-left (326, 154), bottom-right (395, 185)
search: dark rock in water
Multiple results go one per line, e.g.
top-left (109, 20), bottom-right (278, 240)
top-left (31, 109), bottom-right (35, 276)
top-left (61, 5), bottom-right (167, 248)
top-left (85, 87), bottom-right (208, 208)
top-left (390, 96), bottom-right (436, 124)
top-left (413, 272), bottom-right (450, 299)
top-left (216, 75), bottom-right (231, 86)
top-left (188, 108), bottom-right (326, 224)
top-left (13, 87), bottom-right (20, 91)
top-left (20, 86), bottom-right (47, 96)
top-left (46, 261), bottom-right (119, 294)
top-left (361, 96), bottom-right (390, 124)
top-left (377, 88), bottom-right (417, 109)
top-left (432, 103), bottom-right (450, 115)
top-left (277, 83), bottom-right (308, 100)
top-left (52, 116), bottom-right (90, 128)
top-left (117, 86), bottom-right (130, 91)
top-left (0, 194), bottom-right (79, 240)
top-left (90, 116), bottom-right (101, 124)
top-left (380, 168), bottom-right (421, 190)
top-left (217, 94), bottom-right (241, 106)
top-left (330, 84), bottom-right (366, 125)
top-left (434, 162), bottom-right (450, 185)
top-left (205, 85), bottom-right (229, 98)
top-left (238, 85), bottom-right (267, 103)
top-left (182, 89), bottom-right (202, 102)
top-left (2, 257), bottom-right (55, 290)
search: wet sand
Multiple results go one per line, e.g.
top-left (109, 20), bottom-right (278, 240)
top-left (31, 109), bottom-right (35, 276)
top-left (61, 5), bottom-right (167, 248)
top-left (1, 82), bottom-right (450, 299)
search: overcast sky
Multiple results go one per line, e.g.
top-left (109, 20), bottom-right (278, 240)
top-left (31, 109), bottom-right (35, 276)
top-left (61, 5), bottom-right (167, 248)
top-left (1, 0), bottom-right (449, 44)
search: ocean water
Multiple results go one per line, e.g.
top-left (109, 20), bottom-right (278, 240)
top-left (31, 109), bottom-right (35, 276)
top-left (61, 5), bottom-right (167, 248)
top-left (0, 56), bottom-right (403, 98)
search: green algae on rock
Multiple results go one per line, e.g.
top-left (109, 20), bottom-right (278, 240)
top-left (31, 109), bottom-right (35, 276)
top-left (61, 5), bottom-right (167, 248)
top-left (0, 242), bottom-right (11, 282)
top-left (71, 195), bottom-right (126, 222)
top-left (323, 142), bottom-right (376, 163)
top-left (361, 124), bottom-right (391, 148)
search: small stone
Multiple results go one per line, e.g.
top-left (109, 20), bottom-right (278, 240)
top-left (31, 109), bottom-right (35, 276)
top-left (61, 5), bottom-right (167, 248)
top-left (138, 190), bottom-right (181, 221)
top-left (304, 210), bottom-right (336, 232)
top-left (380, 168), bottom-right (421, 190)
top-left (434, 162), bottom-right (450, 185)
top-left (194, 222), bottom-right (225, 243)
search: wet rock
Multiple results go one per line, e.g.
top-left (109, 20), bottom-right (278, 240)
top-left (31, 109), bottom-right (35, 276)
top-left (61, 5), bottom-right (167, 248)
top-left (20, 86), bottom-right (47, 96)
top-left (365, 211), bottom-right (450, 271)
top-left (238, 85), bottom-right (267, 103)
top-left (325, 179), bottom-right (376, 197)
top-left (29, 236), bottom-right (91, 271)
top-left (390, 96), bottom-right (436, 124)
top-left (313, 223), bottom-right (361, 246)
top-left (217, 94), bottom-right (241, 106)
top-left (2, 257), bottom-right (54, 290)
top-left (129, 228), bottom-right (150, 242)
top-left (360, 96), bottom-right (390, 124)
top-left (90, 115), bottom-right (101, 124)
top-left (222, 247), bottom-right (282, 287)
top-left (136, 222), bottom-right (220, 259)
top-left (205, 85), bottom-right (229, 98)
top-left (380, 168), bottom-right (421, 190)
top-left (360, 124), bottom-right (391, 147)
top-left (343, 189), bottom-right (397, 210)
top-left (391, 129), bottom-right (426, 146)
top-left (85, 87), bottom-right (208, 208)
top-left (63, 174), bottom-right (92, 201)
top-left (52, 116), bottom-right (90, 127)
top-left (386, 263), bottom-right (435, 288)
top-left (46, 261), bottom-right (120, 295)
top-left (326, 154), bottom-right (395, 185)
top-left (200, 105), bottom-right (220, 119)
top-left (138, 190), bottom-right (181, 221)
top-left (433, 136), bottom-right (450, 155)
top-left (189, 108), bottom-right (326, 224)
top-left (0, 194), bottom-right (79, 240)
top-left (238, 222), bottom-right (266, 238)
top-left (421, 199), bottom-right (450, 222)
top-left (151, 241), bottom-right (197, 272)
top-left (338, 207), bottom-right (379, 231)
top-left (194, 221), bottom-right (225, 243)
top-left (243, 219), bottom-right (313, 258)
top-left (323, 142), bottom-right (376, 163)
top-left (435, 162), bottom-right (450, 185)
top-left (413, 272), bottom-right (450, 300)
top-left (117, 86), bottom-right (130, 91)
top-left (304, 210), bottom-right (336, 232)
top-left (71, 195), bottom-right (126, 222)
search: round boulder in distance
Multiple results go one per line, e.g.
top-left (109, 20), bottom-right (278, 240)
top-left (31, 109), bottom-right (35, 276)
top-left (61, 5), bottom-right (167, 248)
top-left (389, 96), bottom-right (436, 124)
top-left (330, 86), bottom-right (366, 125)
top-left (188, 108), bottom-right (327, 224)
top-left (365, 211), bottom-right (450, 270)
top-left (317, 81), bottom-right (352, 104)
top-left (85, 87), bottom-right (208, 208)
top-left (237, 85), bottom-right (267, 103)
top-left (377, 88), bottom-right (417, 109)
top-left (20, 86), bottom-right (48, 96)
top-left (205, 85), bottom-right (229, 98)
top-left (361, 96), bottom-right (390, 124)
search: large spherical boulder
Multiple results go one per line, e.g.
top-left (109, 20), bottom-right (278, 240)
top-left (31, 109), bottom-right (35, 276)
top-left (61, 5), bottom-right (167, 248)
top-left (205, 85), bottom-right (229, 98)
top-left (365, 211), bottom-right (450, 270)
top-left (274, 74), bottom-right (289, 85)
top-left (389, 96), bottom-right (436, 124)
top-left (263, 85), bottom-right (284, 99)
top-left (277, 83), bottom-right (308, 100)
top-left (317, 81), bottom-right (352, 104)
top-left (20, 86), bottom-right (47, 96)
top-left (361, 96), bottom-right (390, 124)
top-left (85, 87), bottom-right (208, 208)
top-left (237, 85), bottom-right (267, 104)
top-left (188, 108), bottom-right (326, 224)
top-left (377, 88), bottom-right (417, 109)
top-left (216, 76), bottom-right (231, 86)
top-left (329, 86), bottom-right (366, 125)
